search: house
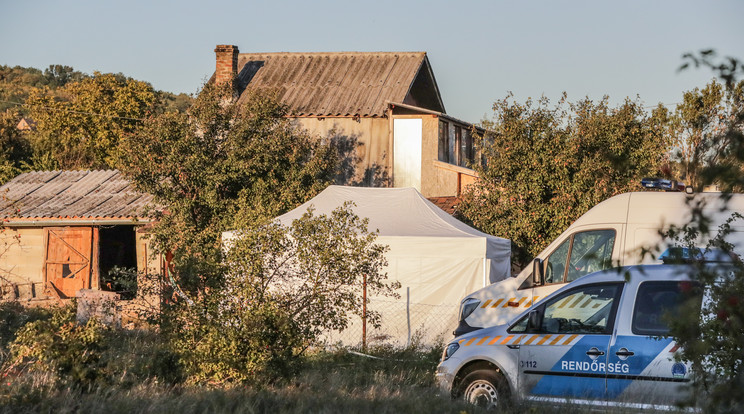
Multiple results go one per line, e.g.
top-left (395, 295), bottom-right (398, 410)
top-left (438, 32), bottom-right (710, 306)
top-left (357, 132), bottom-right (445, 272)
top-left (0, 170), bottom-right (162, 314)
top-left (16, 117), bottom-right (36, 132)
top-left (212, 45), bottom-right (481, 199)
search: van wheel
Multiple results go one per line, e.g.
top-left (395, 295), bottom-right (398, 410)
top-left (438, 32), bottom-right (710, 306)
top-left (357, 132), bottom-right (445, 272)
top-left (458, 369), bottom-right (509, 409)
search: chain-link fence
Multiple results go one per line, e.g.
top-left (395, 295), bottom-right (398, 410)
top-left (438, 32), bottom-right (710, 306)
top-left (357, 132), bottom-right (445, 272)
top-left (319, 295), bottom-right (459, 349)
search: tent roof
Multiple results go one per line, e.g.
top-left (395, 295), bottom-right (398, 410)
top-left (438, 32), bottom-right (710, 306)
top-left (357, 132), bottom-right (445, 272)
top-left (276, 186), bottom-right (507, 242)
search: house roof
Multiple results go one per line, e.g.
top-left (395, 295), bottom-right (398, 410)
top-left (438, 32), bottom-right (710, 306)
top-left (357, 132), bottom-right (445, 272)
top-left (0, 170), bottom-right (153, 223)
top-left (231, 52), bottom-right (445, 117)
top-left (427, 196), bottom-right (461, 215)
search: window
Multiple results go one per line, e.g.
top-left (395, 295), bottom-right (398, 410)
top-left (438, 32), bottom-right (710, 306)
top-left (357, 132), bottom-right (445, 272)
top-left (480, 133), bottom-right (492, 168)
top-left (511, 283), bottom-right (622, 334)
top-left (566, 230), bottom-right (616, 282)
top-left (454, 126), bottom-right (462, 166)
top-left (545, 239), bottom-right (570, 284)
top-left (543, 229), bottom-right (616, 284)
top-left (632, 281), bottom-right (700, 336)
top-left (463, 129), bottom-right (473, 165)
top-left (438, 121), bottom-right (449, 162)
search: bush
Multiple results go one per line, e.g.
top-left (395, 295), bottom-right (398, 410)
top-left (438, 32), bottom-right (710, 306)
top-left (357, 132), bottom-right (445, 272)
top-left (170, 300), bottom-right (302, 386)
top-left (1, 303), bottom-right (183, 406)
top-left (3, 303), bottom-right (110, 389)
top-left (0, 302), bottom-right (52, 357)
top-left (664, 213), bottom-right (744, 412)
top-left (164, 204), bottom-right (398, 386)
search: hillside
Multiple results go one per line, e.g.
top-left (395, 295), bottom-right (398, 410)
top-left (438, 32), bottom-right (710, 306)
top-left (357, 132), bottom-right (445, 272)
top-left (0, 64), bottom-right (193, 114)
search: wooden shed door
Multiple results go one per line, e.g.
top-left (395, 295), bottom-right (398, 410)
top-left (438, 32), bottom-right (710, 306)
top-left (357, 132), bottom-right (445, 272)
top-left (44, 227), bottom-right (94, 298)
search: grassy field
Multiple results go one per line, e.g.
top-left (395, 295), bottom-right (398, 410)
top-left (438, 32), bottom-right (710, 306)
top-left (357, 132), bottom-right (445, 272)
top-left (1, 343), bottom-right (670, 414)
top-left (0, 303), bottom-right (685, 413)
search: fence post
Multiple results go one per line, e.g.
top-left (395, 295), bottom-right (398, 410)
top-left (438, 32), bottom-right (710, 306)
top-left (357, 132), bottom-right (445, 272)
top-left (406, 286), bottom-right (411, 347)
top-left (362, 273), bottom-right (367, 350)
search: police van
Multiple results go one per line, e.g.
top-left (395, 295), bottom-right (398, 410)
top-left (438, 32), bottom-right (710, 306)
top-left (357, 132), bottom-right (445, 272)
top-left (454, 192), bottom-right (744, 337)
top-left (437, 264), bottom-right (722, 409)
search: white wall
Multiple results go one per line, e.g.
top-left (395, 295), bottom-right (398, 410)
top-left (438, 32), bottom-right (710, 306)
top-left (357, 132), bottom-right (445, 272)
top-left (393, 118), bottom-right (422, 190)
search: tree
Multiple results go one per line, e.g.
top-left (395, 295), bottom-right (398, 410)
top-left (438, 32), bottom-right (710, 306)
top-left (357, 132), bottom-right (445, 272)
top-left (458, 94), bottom-right (669, 267)
top-left (43, 64), bottom-right (87, 87)
top-left (172, 205), bottom-right (397, 385)
top-left (24, 72), bottom-right (159, 170)
top-left (0, 109), bottom-right (32, 184)
top-left (671, 79), bottom-right (744, 191)
top-left (666, 50), bottom-right (744, 413)
top-left (120, 83), bottom-right (397, 385)
top-left (118, 81), bottom-right (338, 295)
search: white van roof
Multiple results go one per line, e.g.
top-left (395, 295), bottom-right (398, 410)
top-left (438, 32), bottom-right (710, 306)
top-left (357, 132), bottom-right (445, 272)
top-left (569, 192), bottom-right (744, 231)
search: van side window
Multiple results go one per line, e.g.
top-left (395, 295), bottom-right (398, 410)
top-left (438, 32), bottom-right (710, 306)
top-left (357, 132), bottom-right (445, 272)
top-left (566, 230), bottom-right (616, 282)
top-left (632, 281), bottom-right (700, 336)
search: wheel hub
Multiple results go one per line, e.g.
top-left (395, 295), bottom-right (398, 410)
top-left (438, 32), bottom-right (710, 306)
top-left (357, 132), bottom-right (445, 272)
top-left (465, 380), bottom-right (498, 408)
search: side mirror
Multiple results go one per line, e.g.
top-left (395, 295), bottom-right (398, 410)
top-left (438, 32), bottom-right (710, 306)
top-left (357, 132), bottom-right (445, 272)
top-left (532, 258), bottom-right (544, 286)
top-left (527, 310), bottom-right (541, 331)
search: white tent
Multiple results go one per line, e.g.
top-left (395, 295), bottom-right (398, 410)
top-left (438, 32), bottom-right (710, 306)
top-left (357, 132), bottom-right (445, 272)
top-left (223, 185), bottom-right (511, 346)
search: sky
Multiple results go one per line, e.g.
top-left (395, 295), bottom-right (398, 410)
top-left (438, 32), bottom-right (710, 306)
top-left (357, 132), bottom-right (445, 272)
top-left (1, 0), bottom-right (743, 123)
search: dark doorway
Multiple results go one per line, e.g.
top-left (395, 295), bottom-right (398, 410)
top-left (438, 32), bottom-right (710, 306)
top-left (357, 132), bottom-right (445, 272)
top-left (98, 226), bottom-right (137, 299)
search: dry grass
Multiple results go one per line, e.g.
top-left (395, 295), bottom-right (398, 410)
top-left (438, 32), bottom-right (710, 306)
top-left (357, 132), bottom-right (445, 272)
top-left (1, 343), bottom-right (674, 414)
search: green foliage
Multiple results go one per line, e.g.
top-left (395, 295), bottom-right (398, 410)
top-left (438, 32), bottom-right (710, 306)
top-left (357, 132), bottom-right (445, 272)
top-left (169, 205), bottom-right (398, 386)
top-left (25, 72), bottom-right (158, 170)
top-left (459, 94), bottom-right (668, 267)
top-left (0, 64), bottom-right (195, 174)
top-left (0, 65), bottom-right (88, 113)
top-left (171, 300), bottom-right (302, 386)
top-left (225, 205), bottom-right (397, 336)
top-left (119, 82), bottom-right (338, 295)
top-left (664, 51), bottom-right (744, 412)
top-left (671, 79), bottom-right (744, 190)
top-left (0, 302), bottom-right (51, 359)
top-left (0, 109), bottom-right (32, 184)
top-left (4, 303), bottom-right (110, 388)
top-left (1, 303), bottom-right (182, 404)
top-left (662, 214), bottom-right (744, 413)
top-left (101, 266), bottom-right (138, 300)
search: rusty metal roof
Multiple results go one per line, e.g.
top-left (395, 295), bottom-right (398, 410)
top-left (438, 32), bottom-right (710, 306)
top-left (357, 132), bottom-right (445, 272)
top-left (0, 170), bottom-right (154, 221)
top-left (233, 52), bottom-right (443, 117)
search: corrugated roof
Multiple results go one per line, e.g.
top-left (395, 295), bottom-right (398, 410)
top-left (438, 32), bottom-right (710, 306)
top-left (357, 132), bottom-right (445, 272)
top-left (233, 52), bottom-right (434, 117)
top-left (0, 170), bottom-right (154, 221)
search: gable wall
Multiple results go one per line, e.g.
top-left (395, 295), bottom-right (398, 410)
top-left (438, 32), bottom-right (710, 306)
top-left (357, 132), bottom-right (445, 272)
top-left (294, 117), bottom-right (392, 187)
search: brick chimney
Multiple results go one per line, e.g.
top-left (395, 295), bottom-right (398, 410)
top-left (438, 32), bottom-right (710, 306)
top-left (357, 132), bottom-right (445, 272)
top-left (214, 45), bottom-right (239, 89)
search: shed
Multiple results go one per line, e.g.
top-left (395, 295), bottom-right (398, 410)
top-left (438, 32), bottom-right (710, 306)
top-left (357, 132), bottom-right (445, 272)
top-left (0, 170), bottom-right (161, 307)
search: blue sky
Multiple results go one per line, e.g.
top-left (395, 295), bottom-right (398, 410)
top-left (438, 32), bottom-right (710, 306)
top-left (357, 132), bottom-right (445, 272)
top-left (1, 0), bottom-right (742, 122)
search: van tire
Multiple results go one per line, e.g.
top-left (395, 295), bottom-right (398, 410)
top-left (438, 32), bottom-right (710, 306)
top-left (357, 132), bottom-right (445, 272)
top-left (457, 369), bottom-right (509, 409)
